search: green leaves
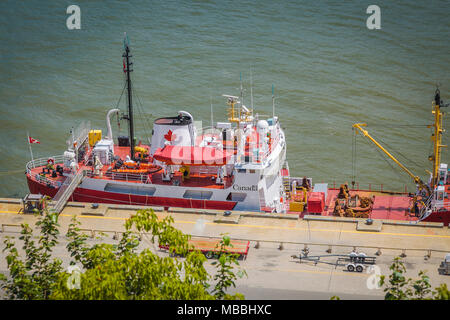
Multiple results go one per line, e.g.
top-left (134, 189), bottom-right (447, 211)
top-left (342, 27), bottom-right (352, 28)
top-left (0, 198), bottom-right (63, 299)
top-left (211, 233), bottom-right (247, 300)
top-left (1, 207), bottom-right (247, 300)
top-left (52, 209), bottom-right (234, 300)
top-left (380, 256), bottom-right (449, 300)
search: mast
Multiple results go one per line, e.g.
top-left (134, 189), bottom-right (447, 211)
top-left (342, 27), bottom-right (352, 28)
top-left (272, 84), bottom-right (275, 120)
top-left (210, 95), bottom-right (214, 128)
top-left (250, 69), bottom-right (254, 118)
top-left (240, 72), bottom-right (244, 122)
top-left (123, 33), bottom-right (135, 160)
top-left (430, 88), bottom-right (447, 188)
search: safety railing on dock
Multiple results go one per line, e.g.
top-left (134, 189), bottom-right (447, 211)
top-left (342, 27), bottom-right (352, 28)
top-left (32, 227), bottom-right (447, 261)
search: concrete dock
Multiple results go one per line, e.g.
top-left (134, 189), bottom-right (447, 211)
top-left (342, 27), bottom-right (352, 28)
top-left (1, 198), bottom-right (449, 299)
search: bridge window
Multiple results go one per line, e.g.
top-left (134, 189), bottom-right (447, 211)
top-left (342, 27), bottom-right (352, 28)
top-left (104, 183), bottom-right (156, 196)
top-left (183, 190), bottom-right (213, 200)
top-left (226, 192), bottom-right (247, 202)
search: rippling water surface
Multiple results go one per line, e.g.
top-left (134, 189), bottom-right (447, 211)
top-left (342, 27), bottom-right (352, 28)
top-left (0, 0), bottom-right (449, 197)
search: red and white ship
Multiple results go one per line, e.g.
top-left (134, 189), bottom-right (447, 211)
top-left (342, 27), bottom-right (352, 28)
top-left (26, 36), bottom-right (288, 214)
top-left (25, 36), bottom-right (450, 226)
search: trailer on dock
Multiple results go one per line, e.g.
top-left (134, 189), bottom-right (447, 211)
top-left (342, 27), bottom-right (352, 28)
top-left (291, 250), bottom-right (376, 272)
top-left (159, 237), bottom-right (250, 260)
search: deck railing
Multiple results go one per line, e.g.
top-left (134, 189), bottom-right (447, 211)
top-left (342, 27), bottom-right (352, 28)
top-left (34, 173), bottom-right (61, 188)
top-left (86, 169), bottom-right (234, 188)
top-left (66, 120), bottom-right (90, 150)
top-left (86, 170), bottom-right (149, 183)
top-left (26, 155), bottom-right (66, 189)
top-left (262, 128), bottom-right (281, 162)
top-left (284, 177), bottom-right (410, 194)
top-left (25, 155), bottom-right (65, 174)
top-left (325, 181), bottom-right (410, 194)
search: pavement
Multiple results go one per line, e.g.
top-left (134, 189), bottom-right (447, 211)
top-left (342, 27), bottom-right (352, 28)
top-left (1, 199), bottom-right (449, 300)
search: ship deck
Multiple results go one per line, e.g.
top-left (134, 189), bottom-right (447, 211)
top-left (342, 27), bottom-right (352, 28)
top-left (288, 188), bottom-right (418, 222)
top-left (27, 145), bottom-right (440, 224)
top-left (28, 145), bottom-right (233, 190)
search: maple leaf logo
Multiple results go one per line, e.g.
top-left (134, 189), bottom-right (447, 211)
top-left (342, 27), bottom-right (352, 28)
top-left (164, 130), bottom-right (177, 142)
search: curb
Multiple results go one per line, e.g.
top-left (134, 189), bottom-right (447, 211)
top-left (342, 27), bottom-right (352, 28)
top-left (303, 214), bottom-right (444, 228)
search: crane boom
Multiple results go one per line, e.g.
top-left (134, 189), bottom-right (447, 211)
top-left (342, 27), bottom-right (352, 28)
top-left (352, 123), bottom-right (431, 196)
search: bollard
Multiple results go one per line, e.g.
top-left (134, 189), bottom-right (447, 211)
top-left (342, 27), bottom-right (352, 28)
top-left (375, 248), bottom-right (382, 256)
top-left (424, 250), bottom-right (431, 260)
top-left (400, 250), bottom-right (407, 258)
top-left (254, 241), bottom-right (260, 249)
top-left (113, 232), bottom-right (118, 240)
top-left (302, 245), bottom-right (309, 257)
top-left (326, 246), bottom-right (332, 254)
top-left (279, 242), bottom-right (284, 251)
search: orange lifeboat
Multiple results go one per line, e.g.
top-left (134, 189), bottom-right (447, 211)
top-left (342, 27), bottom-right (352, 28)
top-left (112, 162), bottom-right (162, 174)
top-left (114, 168), bottom-right (149, 174)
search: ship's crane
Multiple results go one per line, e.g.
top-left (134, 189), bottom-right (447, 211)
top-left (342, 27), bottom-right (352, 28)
top-left (353, 89), bottom-right (448, 197)
top-left (352, 123), bottom-right (431, 199)
top-left (353, 89), bottom-right (449, 218)
top-left (429, 88), bottom-right (448, 189)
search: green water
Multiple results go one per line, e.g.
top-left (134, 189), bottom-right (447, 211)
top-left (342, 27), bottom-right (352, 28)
top-left (0, 0), bottom-right (449, 198)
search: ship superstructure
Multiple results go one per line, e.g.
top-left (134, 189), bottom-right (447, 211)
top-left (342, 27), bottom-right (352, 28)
top-left (25, 36), bottom-right (289, 213)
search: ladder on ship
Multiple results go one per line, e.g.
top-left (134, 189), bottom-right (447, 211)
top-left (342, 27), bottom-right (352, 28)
top-left (52, 170), bottom-right (86, 214)
top-left (283, 177), bottom-right (291, 199)
top-left (282, 162), bottom-right (291, 199)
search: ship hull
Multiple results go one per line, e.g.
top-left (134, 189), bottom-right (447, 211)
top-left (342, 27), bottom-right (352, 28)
top-left (422, 210), bottom-right (450, 226)
top-left (27, 174), bottom-right (237, 210)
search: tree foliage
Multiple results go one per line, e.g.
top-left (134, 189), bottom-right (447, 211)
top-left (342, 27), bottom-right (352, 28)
top-left (211, 234), bottom-right (246, 300)
top-left (1, 202), bottom-right (63, 299)
top-left (1, 201), bottom-right (246, 300)
top-left (379, 257), bottom-right (449, 300)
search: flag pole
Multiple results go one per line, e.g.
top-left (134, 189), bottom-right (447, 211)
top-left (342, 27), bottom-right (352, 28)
top-left (27, 132), bottom-right (35, 166)
top-left (272, 84), bottom-right (275, 120)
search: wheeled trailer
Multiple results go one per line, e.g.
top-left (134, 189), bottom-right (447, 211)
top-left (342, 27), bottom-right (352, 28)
top-left (292, 251), bottom-right (377, 272)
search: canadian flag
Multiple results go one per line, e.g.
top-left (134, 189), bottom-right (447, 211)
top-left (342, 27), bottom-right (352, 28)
top-left (28, 136), bottom-right (40, 144)
top-left (164, 130), bottom-right (176, 142)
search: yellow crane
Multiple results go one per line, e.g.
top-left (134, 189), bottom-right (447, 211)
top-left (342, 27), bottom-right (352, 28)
top-left (429, 88), bottom-right (447, 189)
top-left (352, 123), bottom-right (431, 197)
top-left (353, 89), bottom-right (448, 200)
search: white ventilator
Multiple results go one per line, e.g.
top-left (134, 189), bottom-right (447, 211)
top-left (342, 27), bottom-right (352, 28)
top-left (106, 108), bottom-right (120, 140)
